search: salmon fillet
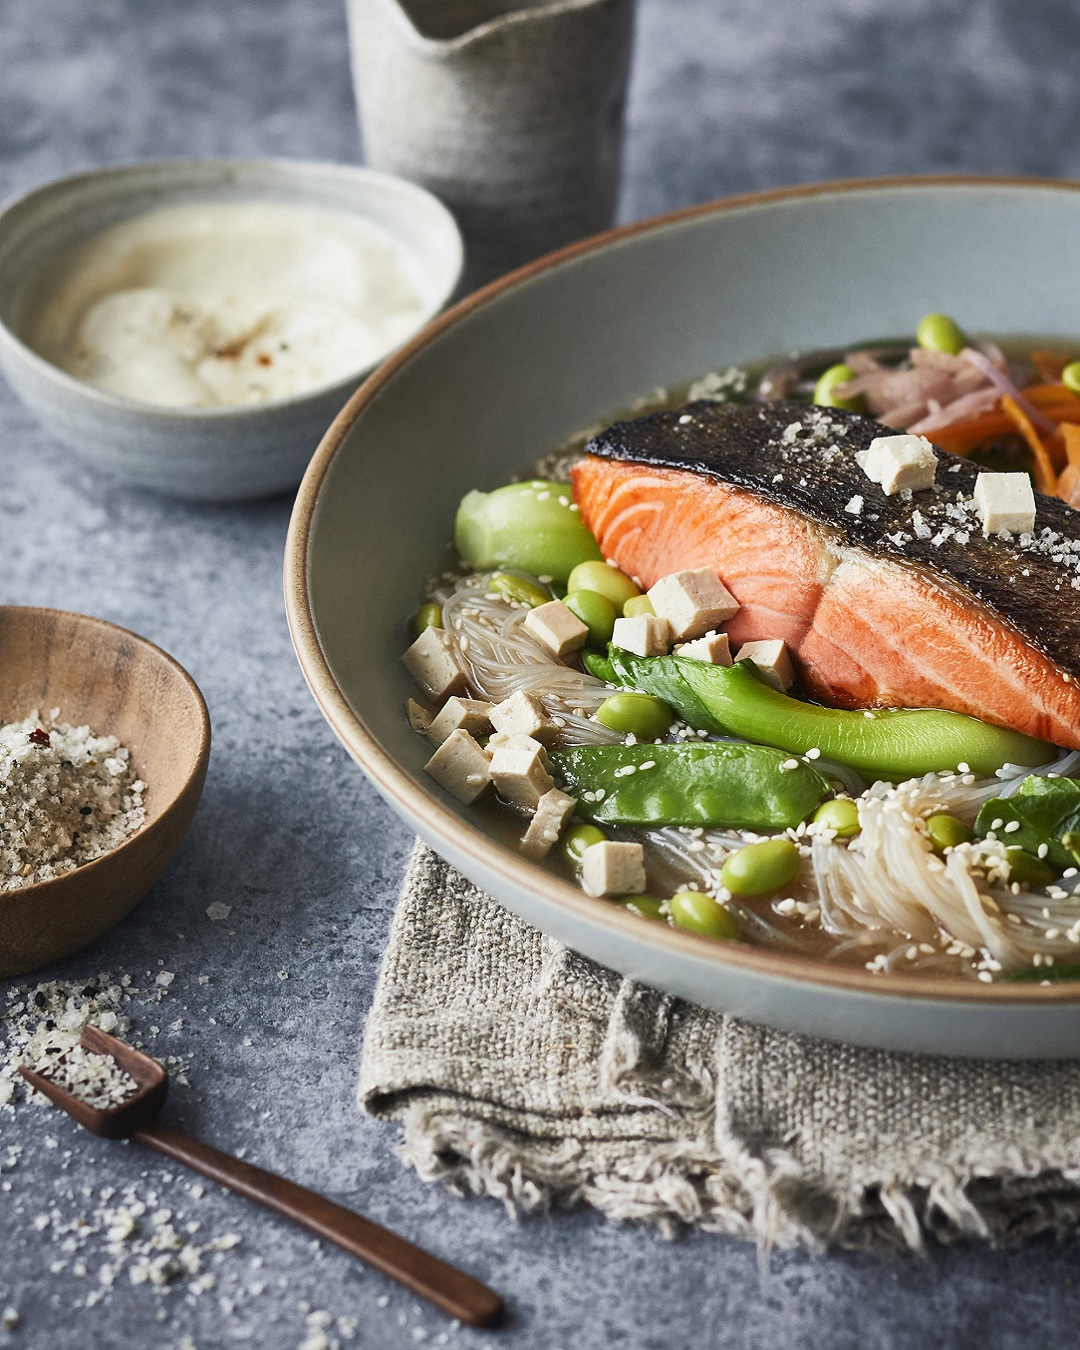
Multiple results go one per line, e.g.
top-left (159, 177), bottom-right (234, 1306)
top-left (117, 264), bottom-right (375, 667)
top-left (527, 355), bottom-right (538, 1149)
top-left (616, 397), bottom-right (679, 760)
top-left (573, 401), bottom-right (1080, 750)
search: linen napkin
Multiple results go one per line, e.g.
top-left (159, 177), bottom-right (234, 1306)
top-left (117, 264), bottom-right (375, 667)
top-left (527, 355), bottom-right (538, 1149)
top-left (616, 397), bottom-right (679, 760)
top-left (360, 843), bottom-right (1080, 1249)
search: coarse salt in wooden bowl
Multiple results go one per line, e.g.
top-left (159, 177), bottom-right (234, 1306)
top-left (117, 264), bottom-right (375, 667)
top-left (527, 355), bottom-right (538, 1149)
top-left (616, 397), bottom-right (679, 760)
top-left (0, 607), bottom-right (210, 978)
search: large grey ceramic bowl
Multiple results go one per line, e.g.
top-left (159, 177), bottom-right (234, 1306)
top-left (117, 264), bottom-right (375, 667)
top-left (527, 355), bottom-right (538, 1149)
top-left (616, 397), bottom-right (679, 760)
top-left (0, 159), bottom-right (462, 500)
top-left (287, 177), bottom-right (1080, 1059)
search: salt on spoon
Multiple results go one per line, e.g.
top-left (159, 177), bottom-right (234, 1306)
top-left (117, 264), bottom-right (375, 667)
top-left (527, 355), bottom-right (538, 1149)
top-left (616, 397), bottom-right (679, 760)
top-left (20, 1025), bottom-right (503, 1328)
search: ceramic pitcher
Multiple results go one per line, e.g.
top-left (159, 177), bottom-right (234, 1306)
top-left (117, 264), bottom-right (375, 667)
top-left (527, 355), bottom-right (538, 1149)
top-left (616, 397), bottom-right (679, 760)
top-left (348, 0), bottom-right (637, 288)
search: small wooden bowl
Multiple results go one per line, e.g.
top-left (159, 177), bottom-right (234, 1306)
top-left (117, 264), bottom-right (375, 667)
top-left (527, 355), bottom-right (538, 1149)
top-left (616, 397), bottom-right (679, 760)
top-left (0, 607), bottom-right (210, 977)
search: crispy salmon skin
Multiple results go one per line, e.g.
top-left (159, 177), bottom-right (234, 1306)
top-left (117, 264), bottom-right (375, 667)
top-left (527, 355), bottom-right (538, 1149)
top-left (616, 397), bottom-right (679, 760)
top-left (573, 400), bottom-right (1080, 749)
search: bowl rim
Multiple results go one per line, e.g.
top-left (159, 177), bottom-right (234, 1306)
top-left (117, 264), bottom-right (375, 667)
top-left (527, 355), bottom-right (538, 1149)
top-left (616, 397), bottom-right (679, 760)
top-left (286, 172), bottom-right (1080, 1007)
top-left (0, 155), bottom-right (465, 421)
top-left (0, 604), bottom-right (211, 905)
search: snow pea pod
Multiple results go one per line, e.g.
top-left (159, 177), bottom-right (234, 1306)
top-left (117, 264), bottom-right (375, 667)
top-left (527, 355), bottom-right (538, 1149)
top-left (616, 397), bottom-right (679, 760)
top-left (582, 649), bottom-right (617, 683)
top-left (604, 649), bottom-right (1053, 780)
top-left (551, 742), bottom-right (830, 829)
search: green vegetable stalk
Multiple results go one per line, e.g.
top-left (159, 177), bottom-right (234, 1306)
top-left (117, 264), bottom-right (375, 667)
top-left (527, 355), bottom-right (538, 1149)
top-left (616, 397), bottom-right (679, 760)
top-left (551, 742), bottom-right (830, 830)
top-left (601, 648), bottom-right (1053, 780)
top-left (1005, 962), bottom-right (1080, 983)
top-left (454, 480), bottom-right (601, 583)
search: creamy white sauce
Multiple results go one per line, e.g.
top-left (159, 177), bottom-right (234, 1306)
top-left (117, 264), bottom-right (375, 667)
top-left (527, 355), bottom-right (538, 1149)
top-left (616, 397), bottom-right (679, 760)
top-left (23, 202), bottom-right (427, 408)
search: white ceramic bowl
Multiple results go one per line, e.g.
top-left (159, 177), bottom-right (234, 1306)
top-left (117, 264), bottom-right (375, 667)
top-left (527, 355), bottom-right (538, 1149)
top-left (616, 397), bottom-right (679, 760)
top-left (287, 176), bottom-right (1080, 1059)
top-left (0, 159), bottom-right (463, 501)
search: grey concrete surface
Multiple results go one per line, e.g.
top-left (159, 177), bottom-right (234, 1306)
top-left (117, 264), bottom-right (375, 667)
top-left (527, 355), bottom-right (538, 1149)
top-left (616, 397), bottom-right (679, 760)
top-left (1, 1), bottom-right (1080, 1346)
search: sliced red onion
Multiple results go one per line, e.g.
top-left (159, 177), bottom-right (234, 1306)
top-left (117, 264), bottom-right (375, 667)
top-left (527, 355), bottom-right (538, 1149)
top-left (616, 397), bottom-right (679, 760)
top-left (977, 339), bottom-right (1008, 368)
top-left (961, 348), bottom-right (1056, 434)
top-left (909, 386), bottom-right (1000, 434)
top-left (877, 400), bottom-right (930, 429)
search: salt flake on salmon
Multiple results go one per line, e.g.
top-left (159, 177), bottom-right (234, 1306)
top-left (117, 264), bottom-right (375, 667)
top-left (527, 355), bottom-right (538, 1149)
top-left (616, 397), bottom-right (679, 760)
top-left (572, 400), bottom-right (1080, 751)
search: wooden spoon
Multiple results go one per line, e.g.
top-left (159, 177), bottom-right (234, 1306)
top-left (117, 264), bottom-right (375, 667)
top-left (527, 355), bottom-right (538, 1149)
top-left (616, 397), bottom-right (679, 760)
top-left (20, 1026), bottom-right (503, 1328)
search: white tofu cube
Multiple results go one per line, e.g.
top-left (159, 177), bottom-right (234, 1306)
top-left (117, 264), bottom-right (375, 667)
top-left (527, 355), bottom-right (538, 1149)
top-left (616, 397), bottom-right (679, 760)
top-left (489, 734), bottom-right (555, 812)
top-left (405, 698), bottom-right (432, 734)
top-left (523, 600), bottom-right (590, 657)
top-left (490, 690), bottom-right (556, 741)
top-left (402, 627), bottom-right (467, 702)
top-left (973, 471), bottom-right (1036, 537)
top-left (856, 434), bottom-right (937, 495)
top-left (734, 639), bottom-right (794, 692)
top-left (423, 729), bottom-right (492, 804)
top-left (580, 841), bottom-right (647, 898)
top-left (647, 568), bottom-right (739, 640)
top-left (611, 613), bottom-right (673, 657)
top-left (674, 630), bottom-right (732, 665)
top-left (520, 789), bottom-right (577, 860)
top-left (487, 730), bottom-right (553, 770)
top-left (427, 696), bottom-right (494, 747)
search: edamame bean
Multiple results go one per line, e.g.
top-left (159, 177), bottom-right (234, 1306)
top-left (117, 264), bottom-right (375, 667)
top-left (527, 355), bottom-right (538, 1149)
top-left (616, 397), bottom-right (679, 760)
top-left (721, 839), bottom-right (801, 896)
top-left (916, 312), bottom-right (965, 356)
top-left (1063, 361), bottom-right (1080, 394)
top-left (924, 813), bottom-right (972, 855)
top-left (812, 363), bottom-right (864, 412)
top-left (566, 560), bottom-right (642, 610)
top-left (669, 890), bottom-right (740, 939)
top-left (596, 692), bottom-right (674, 740)
top-left (490, 572), bottom-right (551, 608)
top-left (616, 895), bottom-right (666, 921)
top-left (564, 589), bottom-right (617, 645)
top-left (812, 797), bottom-right (861, 838)
top-left (412, 602), bottom-right (442, 637)
top-left (622, 594), bottom-right (655, 618)
top-left (561, 823), bottom-right (606, 869)
top-left (1005, 847), bottom-right (1057, 888)
top-left (455, 480), bottom-right (602, 583)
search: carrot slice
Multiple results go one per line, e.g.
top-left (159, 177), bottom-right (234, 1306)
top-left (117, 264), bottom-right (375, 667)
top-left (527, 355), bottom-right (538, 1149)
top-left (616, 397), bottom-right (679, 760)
top-left (1057, 425), bottom-right (1080, 507)
top-left (1001, 394), bottom-right (1059, 489)
top-left (1043, 404), bottom-right (1080, 425)
top-left (1025, 382), bottom-right (1080, 408)
top-left (1063, 424), bottom-right (1080, 469)
top-left (926, 411), bottom-right (1014, 455)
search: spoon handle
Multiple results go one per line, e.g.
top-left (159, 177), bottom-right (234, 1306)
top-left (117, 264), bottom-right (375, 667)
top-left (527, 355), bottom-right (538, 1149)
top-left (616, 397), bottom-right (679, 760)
top-left (132, 1122), bottom-right (502, 1327)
